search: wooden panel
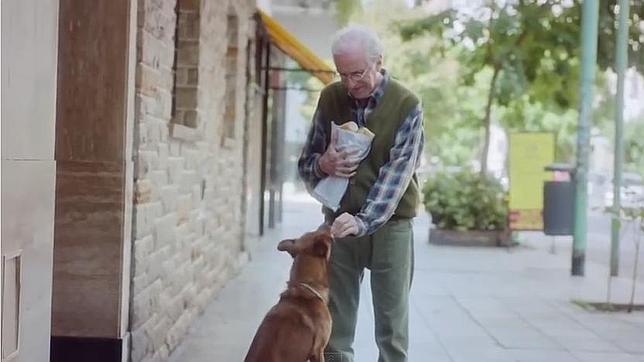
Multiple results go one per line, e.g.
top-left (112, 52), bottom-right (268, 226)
top-left (53, 0), bottom-right (130, 338)
top-left (52, 161), bottom-right (124, 337)
top-left (56, 0), bottom-right (129, 162)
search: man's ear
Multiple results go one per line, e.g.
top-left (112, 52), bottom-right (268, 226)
top-left (375, 54), bottom-right (383, 71)
top-left (277, 239), bottom-right (297, 257)
top-left (312, 235), bottom-right (332, 260)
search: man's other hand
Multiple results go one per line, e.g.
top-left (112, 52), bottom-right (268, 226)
top-left (331, 212), bottom-right (360, 238)
top-left (318, 129), bottom-right (359, 178)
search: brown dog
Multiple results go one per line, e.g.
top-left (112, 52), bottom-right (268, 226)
top-left (244, 229), bottom-right (333, 362)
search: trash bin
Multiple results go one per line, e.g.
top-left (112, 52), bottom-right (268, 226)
top-left (543, 163), bottom-right (575, 236)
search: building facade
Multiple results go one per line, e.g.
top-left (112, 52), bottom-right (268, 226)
top-left (2, 0), bottom-right (334, 360)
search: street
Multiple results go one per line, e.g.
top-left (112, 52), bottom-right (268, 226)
top-left (586, 210), bottom-right (643, 282)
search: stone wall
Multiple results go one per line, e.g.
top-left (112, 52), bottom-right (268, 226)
top-left (130, 0), bottom-right (256, 360)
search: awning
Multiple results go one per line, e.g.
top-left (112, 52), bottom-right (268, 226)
top-left (257, 9), bottom-right (335, 85)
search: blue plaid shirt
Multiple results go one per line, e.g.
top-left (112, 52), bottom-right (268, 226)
top-left (298, 70), bottom-right (424, 236)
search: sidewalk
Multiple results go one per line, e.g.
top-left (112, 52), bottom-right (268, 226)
top-left (169, 194), bottom-right (644, 362)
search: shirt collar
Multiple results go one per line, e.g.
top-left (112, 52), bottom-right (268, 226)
top-left (348, 69), bottom-right (389, 108)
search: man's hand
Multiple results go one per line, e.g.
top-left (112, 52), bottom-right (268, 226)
top-left (331, 212), bottom-right (361, 238)
top-left (318, 130), bottom-right (359, 178)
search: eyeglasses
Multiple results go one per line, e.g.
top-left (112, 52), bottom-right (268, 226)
top-left (336, 65), bottom-right (371, 83)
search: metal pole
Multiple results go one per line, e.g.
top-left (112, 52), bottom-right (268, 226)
top-left (572, 0), bottom-right (599, 276)
top-left (259, 40), bottom-right (270, 236)
top-left (610, 0), bottom-right (629, 277)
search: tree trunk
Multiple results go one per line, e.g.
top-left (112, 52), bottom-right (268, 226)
top-left (481, 66), bottom-right (500, 176)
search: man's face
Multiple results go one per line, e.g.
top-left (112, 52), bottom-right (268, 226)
top-left (333, 48), bottom-right (381, 100)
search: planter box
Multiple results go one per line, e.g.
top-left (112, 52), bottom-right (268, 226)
top-left (429, 228), bottom-right (512, 247)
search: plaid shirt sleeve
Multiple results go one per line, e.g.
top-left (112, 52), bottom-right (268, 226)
top-left (354, 105), bottom-right (424, 236)
top-left (297, 108), bottom-right (328, 191)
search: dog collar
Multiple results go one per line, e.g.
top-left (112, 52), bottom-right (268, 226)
top-left (294, 282), bottom-right (326, 303)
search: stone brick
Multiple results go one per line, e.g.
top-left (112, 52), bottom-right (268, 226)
top-left (134, 235), bottom-right (154, 266)
top-left (175, 68), bottom-right (189, 87)
top-left (148, 170), bottom-right (168, 188)
top-left (131, 288), bottom-right (152, 330)
top-left (169, 140), bottom-right (181, 156)
top-left (176, 195), bottom-right (192, 225)
top-left (153, 213), bottom-right (177, 246)
top-left (134, 204), bottom-right (153, 240)
top-left (191, 184), bottom-right (202, 205)
top-left (135, 179), bottom-right (154, 204)
top-left (155, 88), bottom-right (173, 119)
top-left (179, 0), bottom-right (200, 12)
top-left (177, 41), bottom-right (199, 66)
top-left (187, 68), bottom-right (199, 85)
top-left (131, 272), bottom-right (149, 298)
top-left (175, 87), bottom-right (197, 109)
top-left (167, 157), bottom-right (184, 184)
top-left (150, 317), bottom-right (172, 350)
top-left (135, 93), bottom-right (154, 119)
top-left (145, 249), bottom-right (165, 282)
top-left (157, 345), bottom-right (170, 360)
top-left (142, 7), bottom-right (173, 44)
top-left (137, 122), bottom-right (149, 150)
top-left (145, 119), bottom-right (162, 144)
top-left (131, 0), bottom-right (256, 359)
top-left (183, 110), bottom-right (199, 128)
top-left (157, 144), bottom-right (169, 170)
top-left (137, 150), bottom-right (159, 177)
top-left (130, 328), bottom-right (150, 362)
top-left (159, 185), bottom-right (179, 213)
top-left (136, 63), bottom-right (159, 97)
top-left (179, 170), bottom-right (199, 193)
top-left (166, 312), bottom-right (189, 350)
top-left (139, 31), bottom-right (163, 70)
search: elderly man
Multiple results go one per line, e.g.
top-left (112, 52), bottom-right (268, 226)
top-left (297, 25), bottom-right (424, 362)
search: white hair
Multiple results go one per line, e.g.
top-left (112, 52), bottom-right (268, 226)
top-left (331, 25), bottom-right (383, 64)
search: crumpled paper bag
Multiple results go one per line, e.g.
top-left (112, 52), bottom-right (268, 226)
top-left (311, 122), bottom-right (375, 211)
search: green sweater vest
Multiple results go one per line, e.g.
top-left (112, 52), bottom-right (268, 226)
top-left (317, 78), bottom-right (421, 220)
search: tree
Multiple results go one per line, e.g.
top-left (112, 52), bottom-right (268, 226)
top-left (295, 0), bottom-right (489, 167)
top-left (398, 0), bottom-right (644, 174)
top-left (335, 0), bottom-right (362, 25)
top-left (356, 0), bottom-right (489, 166)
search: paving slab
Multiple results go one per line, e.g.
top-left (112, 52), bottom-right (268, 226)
top-left (169, 194), bottom-right (644, 362)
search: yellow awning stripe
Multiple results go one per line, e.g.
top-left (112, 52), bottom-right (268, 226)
top-left (258, 9), bottom-right (335, 85)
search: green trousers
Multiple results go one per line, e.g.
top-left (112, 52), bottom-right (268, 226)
top-left (324, 218), bottom-right (414, 362)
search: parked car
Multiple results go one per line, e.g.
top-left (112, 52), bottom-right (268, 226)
top-left (604, 172), bottom-right (644, 209)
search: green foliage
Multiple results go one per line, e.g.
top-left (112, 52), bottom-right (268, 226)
top-left (329, 0), bottom-right (487, 165)
top-left (597, 0), bottom-right (644, 74)
top-left (398, 2), bottom-right (585, 111)
top-left (422, 169), bottom-right (508, 231)
top-left (298, 0), bottom-right (643, 169)
top-left (624, 120), bottom-right (644, 175)
top-left (396, 0), bottom-right (644, 164)
top-left (335, 0), bottom-right (362, 25)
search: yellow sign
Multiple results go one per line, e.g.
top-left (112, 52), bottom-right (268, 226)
top-left (508, 133), bottom-right (555, 230)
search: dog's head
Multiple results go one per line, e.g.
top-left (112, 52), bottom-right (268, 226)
top-left (277, 228), bottom-right (333, 261)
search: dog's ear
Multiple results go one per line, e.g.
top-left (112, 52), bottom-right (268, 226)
top-left (277, 239), bottom-right (297, 257)
top-left (312, 234), bottom-right (332, 260)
